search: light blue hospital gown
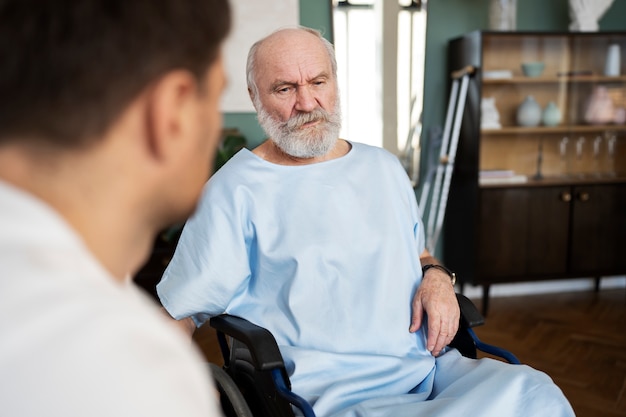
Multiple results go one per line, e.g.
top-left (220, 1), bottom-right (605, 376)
top-left (157, 142), bottom-right (574, 417)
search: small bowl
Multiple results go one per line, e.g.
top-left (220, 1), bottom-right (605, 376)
top-left (521, 62), bottom-right (545, 78)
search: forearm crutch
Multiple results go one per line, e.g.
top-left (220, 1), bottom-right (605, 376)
top-left (423, 66), bottom-right (475, 254)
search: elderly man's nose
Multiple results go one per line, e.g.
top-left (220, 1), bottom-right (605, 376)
top-left (295, 87), bottom-right (317, 112)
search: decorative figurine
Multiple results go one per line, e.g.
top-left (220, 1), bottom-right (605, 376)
top-left (481, 97), bottom-right (502, 129)
top-left (569, 0), bottom-right (614, 32)
top-left (489, 0), bottom-right (517, 31)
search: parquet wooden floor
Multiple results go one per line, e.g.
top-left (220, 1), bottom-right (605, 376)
top-left (193, 288), bottom-right (626, 416)
top-left (472, 289), bottom-right (626, 417)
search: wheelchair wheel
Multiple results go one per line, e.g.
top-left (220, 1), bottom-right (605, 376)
top-left (208, 363), bottom-right (254, 417)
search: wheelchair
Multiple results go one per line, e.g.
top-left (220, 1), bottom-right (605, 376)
top-left (207, 294), bottom-right (520, 417)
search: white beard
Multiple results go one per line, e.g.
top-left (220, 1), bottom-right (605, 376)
top-left (256, 100), bottom-right (342, 159)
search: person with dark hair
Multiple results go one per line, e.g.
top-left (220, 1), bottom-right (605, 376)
top-left (158, 27), bottom-right (575, 417)
top-left (0, 1), bottom-right (231, 415)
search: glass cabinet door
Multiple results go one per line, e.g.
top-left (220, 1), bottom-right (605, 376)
top-left (478, 33), bottom-right (626, 185)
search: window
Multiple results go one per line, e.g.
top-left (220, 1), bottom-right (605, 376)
top-left (333, 0), bottom-right (427, 162)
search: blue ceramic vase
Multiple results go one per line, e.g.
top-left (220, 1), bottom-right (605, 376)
top-left (542, 101), bottom-right (562, 127)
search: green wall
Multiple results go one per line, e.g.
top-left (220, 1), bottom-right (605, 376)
top-left (224, 0), bottom-right (333, 148)
top-left (422, 0), bottom-right (626, 154)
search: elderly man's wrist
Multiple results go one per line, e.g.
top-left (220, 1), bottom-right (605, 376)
top-left (422, 264), bottom-right (456, 286)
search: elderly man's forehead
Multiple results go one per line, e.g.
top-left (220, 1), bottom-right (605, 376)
top-left (255, 31), bottom-right (331, 80)
top-left (258, 29), bottom-right (324, 57)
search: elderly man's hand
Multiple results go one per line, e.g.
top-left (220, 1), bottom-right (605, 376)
top-left (409, 266), bottom-right (459, 356)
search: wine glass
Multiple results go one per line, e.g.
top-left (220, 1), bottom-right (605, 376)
top-left (604, 131), bottom-right (617, 177)
top-left (559, 137), bottom-right (570, 177)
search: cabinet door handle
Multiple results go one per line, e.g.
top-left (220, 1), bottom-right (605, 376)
top-left (578, 191), bottom-right (590, 202)
top-left (560, 191), bottom-right (572, 202)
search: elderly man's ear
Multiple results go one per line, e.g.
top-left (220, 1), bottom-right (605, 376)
top-left (248, 87), bottom-right (259, 111)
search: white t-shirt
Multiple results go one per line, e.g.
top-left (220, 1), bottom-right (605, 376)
top-left (0, 180), bottom-right (222, 417)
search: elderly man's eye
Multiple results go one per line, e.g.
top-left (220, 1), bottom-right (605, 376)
top-left (275, 85), bottom-right (294, 94)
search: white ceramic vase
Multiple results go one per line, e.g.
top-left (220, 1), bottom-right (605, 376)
top-left (489, 0), bottom-right (517, 31)
top-left (604, 43), bottom-right (621, 76)
top-left (517, 96), bottom-right (542, 127)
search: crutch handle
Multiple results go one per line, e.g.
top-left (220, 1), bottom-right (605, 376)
top-left (451, 65), bottom-right (475, 80)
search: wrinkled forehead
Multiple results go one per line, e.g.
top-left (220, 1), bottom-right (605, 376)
top-left (254, 31), bottom-right (333, 87)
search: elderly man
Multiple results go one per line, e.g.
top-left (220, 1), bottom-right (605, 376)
top-left (0, 1), bottom-right (231, 416)
top-left (157, 27), bottom-right (574, 417)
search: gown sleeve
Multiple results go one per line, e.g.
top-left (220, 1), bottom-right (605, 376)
top-left (157, 171), bottom-right (253, 327)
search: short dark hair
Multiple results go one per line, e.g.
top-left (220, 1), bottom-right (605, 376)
top-left (0, 0), bottom-right (231, 148)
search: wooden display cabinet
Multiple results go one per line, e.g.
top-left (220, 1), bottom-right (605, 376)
top-left (445, 31), bottom-right (626, 314)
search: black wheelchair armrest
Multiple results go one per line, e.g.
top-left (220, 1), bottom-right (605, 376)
top-left (456, 293), bottom-right (485, 328)
top-left (210, 314), bottom-right (285, 372)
